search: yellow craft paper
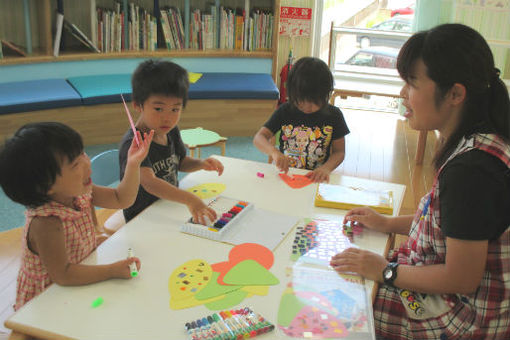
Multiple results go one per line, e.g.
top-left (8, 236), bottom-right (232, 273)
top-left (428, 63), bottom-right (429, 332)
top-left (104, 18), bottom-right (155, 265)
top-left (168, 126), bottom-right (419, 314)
top-left (170, 294), bottom-right (224, 310)
top-left (186, 183), bottom-right (226, 199)
top-left (168, 259), bottom-right (212, 301)
top-left (241, 285), bottom-right (269, 296)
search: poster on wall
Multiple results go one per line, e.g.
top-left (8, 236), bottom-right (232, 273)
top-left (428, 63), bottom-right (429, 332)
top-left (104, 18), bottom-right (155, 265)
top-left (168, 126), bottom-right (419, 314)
top-left (279, 6), bottom-right (312, 36)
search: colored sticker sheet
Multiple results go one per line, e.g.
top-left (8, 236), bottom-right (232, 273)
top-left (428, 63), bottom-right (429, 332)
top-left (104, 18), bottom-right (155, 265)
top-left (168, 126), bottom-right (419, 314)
top-left (279, 173), bottom-right (313, 189)
top-left (168, 243), bottom-right (279, 311)
top-left (186, 183), bottom-right (226, 199)
top-left (277, 266), bottom-right (374, 339)
top-left (290, 218), bottom-right (358, 267)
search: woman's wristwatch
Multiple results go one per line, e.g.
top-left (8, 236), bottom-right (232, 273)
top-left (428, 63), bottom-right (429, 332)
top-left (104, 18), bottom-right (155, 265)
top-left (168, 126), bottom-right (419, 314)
top-left (382, 262), bottom-right (399, 286)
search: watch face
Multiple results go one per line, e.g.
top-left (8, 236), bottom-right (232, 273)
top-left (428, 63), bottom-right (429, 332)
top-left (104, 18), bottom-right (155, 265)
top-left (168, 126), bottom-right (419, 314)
top-left (384, 268), bottom-right (393, 280)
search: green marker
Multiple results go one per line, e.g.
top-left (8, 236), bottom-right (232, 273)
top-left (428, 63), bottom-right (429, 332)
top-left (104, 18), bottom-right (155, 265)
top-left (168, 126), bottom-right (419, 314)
top-left (91, 297), bottom-right (104, 308)
top-left (128, 248), bottom-right (138, 277)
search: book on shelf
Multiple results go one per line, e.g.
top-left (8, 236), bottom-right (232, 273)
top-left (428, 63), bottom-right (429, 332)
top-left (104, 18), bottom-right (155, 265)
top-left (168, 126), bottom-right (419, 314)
top-left (63, 18), bottom-right (100, 53)
top-left (160, 9), bottom-right (174, 50)
top-left (314, 183), bottom-right (394, 215)
top-left (0, 40), bottom-right (27, 57)
top-left (53, 12), bottom-right (64, 57)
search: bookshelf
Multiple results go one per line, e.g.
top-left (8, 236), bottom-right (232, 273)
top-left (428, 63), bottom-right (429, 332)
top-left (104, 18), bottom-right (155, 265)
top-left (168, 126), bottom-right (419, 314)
top-left (0, 0), bottom-right (280, 79)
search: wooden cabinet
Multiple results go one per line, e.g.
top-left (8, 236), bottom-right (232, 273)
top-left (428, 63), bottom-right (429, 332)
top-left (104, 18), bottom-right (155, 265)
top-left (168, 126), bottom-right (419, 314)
top-left (0, 0), bottom-right (280, 78)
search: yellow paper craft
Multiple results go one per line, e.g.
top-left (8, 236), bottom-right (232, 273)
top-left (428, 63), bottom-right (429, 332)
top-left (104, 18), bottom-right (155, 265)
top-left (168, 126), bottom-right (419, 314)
top-left (241, 285), bottom-right (270, 296)
top-left (168, 259), bottom-right (212, 301)
top-left (188, 72), bottom-right (203, 83)
top-left (186, 183), bottom-right (226, 199)
top-left (314, 183), bottom-right (394, 215)
top-left (170, 294), bottom-right (224, 310)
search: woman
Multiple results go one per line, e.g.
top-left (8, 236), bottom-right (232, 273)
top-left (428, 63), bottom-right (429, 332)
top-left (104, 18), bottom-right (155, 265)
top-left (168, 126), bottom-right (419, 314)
top-left (330, 23), bottom-right (510, 339)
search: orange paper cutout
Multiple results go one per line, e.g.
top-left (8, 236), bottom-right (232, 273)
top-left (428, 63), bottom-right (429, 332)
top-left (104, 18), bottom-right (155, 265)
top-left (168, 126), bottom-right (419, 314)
top-left (211, 243), bottom-right (274, 285)
top-left (279, 173), bottom-right (313, 189)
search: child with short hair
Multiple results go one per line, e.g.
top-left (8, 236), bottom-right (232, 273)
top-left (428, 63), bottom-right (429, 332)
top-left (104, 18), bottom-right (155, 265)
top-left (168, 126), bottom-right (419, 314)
top-left (119, 59), bottom-right (223, 225)
top-left (253, 57), bottom-right (349, 182)
top-left (330, 24), bottom-right (510, 339)
top-left (0, 122), bottom-right (153, 310)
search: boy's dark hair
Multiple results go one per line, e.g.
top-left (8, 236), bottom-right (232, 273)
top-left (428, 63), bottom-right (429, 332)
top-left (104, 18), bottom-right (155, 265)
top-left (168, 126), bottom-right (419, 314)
top-left (0, 122), bottom-right (84, 208)
top-left (287, 57), bottom-right (334, 108)
top-left (131, 59), bottom-right (189, 107)
top-left (397, 23), bottom-right (510, 170)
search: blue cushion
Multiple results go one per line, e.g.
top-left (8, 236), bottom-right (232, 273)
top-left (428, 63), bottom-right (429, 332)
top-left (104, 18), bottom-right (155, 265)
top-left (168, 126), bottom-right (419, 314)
top-left (189, 73), bottom-right (279, 100)
top-left (67, 74), bottom-right (132, 105)
top-left (0, 79), bottom-right (82, 115)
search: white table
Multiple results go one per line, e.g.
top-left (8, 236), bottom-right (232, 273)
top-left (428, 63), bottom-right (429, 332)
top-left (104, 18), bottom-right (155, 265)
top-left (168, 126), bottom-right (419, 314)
top-left (6, 156), bottom-right (405, 340)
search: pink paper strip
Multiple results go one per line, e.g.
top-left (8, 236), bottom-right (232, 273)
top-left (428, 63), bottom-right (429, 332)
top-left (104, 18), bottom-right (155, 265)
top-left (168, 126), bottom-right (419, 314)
top-left (121, 94), bottom-right (140, 146)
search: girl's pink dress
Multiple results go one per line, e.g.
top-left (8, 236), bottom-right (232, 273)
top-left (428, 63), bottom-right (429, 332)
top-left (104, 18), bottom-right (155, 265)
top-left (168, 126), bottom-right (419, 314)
top-left (15, 194), bottom-right (97, 311)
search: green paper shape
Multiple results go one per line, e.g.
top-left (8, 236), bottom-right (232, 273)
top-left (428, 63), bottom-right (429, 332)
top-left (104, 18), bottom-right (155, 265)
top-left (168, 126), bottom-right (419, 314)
top-left (195, 272), bottom-right (242, 300)
top-left (204, 290), bottom-right (249, 310)
top-left (277, 292), bottom-right (306, 327)
top-left (223, 259), bottom-right (279, 286)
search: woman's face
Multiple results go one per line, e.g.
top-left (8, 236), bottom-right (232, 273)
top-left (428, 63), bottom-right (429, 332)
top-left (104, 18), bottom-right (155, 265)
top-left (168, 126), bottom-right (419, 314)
top-left (400, 59), bottom-right (460, 136)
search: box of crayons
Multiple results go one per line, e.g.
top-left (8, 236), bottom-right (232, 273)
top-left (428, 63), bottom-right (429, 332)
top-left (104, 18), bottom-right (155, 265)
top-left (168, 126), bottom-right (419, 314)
top-left (184, 307), bottom-right (274, 340)
top-left (180, 196), bottom-right (253, 241)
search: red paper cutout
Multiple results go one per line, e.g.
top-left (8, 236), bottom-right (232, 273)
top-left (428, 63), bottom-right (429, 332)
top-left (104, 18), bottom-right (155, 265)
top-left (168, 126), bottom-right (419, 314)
top-left (279, 173), bottom-right (313, 189)
top-left (211, 243), bottom-right (274, 285)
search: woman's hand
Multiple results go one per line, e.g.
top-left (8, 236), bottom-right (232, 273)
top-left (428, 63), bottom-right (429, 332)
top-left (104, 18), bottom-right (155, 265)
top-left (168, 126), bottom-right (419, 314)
top-left (330, 248), bottom-right (388, 282)
top-left (343, 207), bottom-right (389, 232)
top-left (201, 157), bottom-right (224, 175)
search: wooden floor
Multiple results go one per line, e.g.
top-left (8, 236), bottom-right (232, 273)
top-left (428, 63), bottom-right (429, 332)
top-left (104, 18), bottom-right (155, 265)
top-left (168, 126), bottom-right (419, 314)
top-left (0, 108), bottom-right (436, 339)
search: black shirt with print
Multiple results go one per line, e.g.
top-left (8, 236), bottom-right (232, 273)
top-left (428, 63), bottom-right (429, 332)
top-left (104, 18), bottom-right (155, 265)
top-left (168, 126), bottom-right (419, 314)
top-left (264, 102), bottom-right (350, 170)
top-left (119, 127), bottom-right (186, 222)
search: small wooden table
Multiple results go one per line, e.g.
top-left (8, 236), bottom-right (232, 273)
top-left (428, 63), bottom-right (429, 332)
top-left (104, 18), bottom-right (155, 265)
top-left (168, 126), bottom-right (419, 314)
top-left (180, 127), bottom-right (227, 158)
top-left (330, 78), bottom-right (428, 165)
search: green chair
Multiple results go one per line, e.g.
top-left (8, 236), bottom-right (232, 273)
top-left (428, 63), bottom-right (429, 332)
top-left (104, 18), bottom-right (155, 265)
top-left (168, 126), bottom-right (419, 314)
top-left (180, 127), bottom-right (227, 158)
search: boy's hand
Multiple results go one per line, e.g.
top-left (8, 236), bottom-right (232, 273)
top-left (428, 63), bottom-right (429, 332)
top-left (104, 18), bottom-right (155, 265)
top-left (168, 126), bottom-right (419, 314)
top-left (201, 157), bottom-right (224, 175)
top-left (187, 195), bottom-right (217, 225)
top-left (127, 130), bottom-right (154, 166)
top-left (305, 166), bottom-right (330, 183)
top-left (110, 257), bottom-right (141, 279)
top-left (272, 151), bottom-right (290, 173)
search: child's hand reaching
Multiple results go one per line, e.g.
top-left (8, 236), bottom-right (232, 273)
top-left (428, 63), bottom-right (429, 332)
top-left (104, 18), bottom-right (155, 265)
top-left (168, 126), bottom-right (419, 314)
top-left (272, 151), bottom-right (290, 173)
top-left (110, 257), bottom-right (141, 279)
top-left (201, 157), bottom-right (224, 175)
top-left (126, 130), bottom-right (154, 166)
top-left (305, 166), bottom-right (331, 183)
top-left (187, 194), bottom-right (217, 225)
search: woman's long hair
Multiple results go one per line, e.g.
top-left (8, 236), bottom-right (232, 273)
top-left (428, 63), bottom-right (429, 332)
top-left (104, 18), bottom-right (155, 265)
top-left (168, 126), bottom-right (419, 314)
top-left (397, 23), bottom-right (510, 170)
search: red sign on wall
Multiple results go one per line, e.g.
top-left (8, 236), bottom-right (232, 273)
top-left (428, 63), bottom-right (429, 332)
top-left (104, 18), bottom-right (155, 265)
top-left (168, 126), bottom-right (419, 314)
top-left (279, 6), bottom-right (312, 36)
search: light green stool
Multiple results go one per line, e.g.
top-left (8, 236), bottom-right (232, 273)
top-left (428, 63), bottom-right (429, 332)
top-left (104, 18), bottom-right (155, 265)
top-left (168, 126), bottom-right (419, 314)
top-left (180, 127), bottom-right (227, 158)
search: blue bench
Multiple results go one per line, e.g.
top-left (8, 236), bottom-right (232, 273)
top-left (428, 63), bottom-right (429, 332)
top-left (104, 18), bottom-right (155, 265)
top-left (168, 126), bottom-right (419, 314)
top-left (0, 79), bottom-right (82, 115)
top-left (0, 73), bottom-right (279, 143)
